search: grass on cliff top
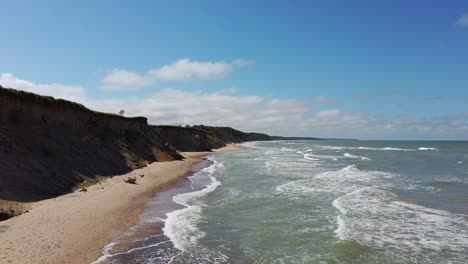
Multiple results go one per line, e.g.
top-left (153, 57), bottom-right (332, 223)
top-left (0, 85), bottom-right (89, 111)
top-left (153, 125), bottom-right (226, 147)
top-left (0, 85), bottom-right (147, 123)
top-left (154, 125), bottom-right (214, 134)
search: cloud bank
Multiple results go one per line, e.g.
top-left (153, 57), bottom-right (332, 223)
top-left (0, 73), bottom-right (86, 102)
top-left (101, 58), bottom-right (253, 91)
top-left (2, 73), bottom-right (468, 139)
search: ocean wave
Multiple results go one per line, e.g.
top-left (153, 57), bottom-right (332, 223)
top-left (311, 145), bottom-right (440, 152)
top-left (343, 153), bottom-right (371, 160)
top-left (320, 146), bottom-right (347, 150)
top-left (303, 153), bottom-right (320, 161)
top-left (264, 158), bottom-right (326, 179)
top-left (332, 187), bottom-right (468, 263)
top-left (358, 146), bottom-right (415, 151)
top-left (418, 147), bottom-right (439, 151)
top-left (272, 156), bottom-right (468, 263)
top-left (163, 158), bottom-right (223, 251)
top-left (275, 179), bottom-right (317, 194)
top-left (303, 153), bottom-right (341, 161)
top-left (280, 147), bottom-right (296, 152)
top-left (276, 165), bottom-right (394, 196)
top-left (237, 141), bottom-right (258, 148)
top-left (318, 145), bottom-right (416, 151)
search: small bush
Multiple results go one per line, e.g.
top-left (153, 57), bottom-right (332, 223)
top-left (124, 177), bottom-right (137, 184)
top-left (139, 174), bottom-right (145, 178)
top-left (79, 187), bottom-right (87, 192)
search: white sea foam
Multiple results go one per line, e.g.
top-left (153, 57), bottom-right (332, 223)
top-left (163, 158), bottom-right (223, 251)
top-left (265, 142), bottom-right (468, 264)
top-left (332, 186), bottom-right (468, 262)
top-left (164, 206), bottom-right (204, 251)
top-left (303, 153), bottom-right (341, 160)
top-left (418, 147), bottom-right (439, 151)
top-left (383, 147), bottom-right (410, 151)
top-left (312, 145), bottom-right (439, 152)
top-left (320, 145), bottom-right (416, 151)
top-left (276, 165), bottom-right (393, 196)
top-left (280, 147), bottom-right (296, 152)
top-left (458, 161), bottom-right (463, 164)
top-left (237, 141), bottom-right (261, 149)
top-left (303, 153), bottom-right (320, 161)
top-left (358, 146), bottom-right (415, 151)
top-left (91, 241), bottom-right (119, 263)
top-left (343, 153), bottom-right (371, 160)
top-left (320, 146), bottom-right (346, 150)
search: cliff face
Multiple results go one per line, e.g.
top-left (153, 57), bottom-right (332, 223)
top-left (153, 126), bottom-right (226, 151)
top-left (154, 125), bottom-right (273, 152)
top-left (0, 86), bottom-right (182, 202)
top-left (191, 125), bottom-right (272, 143)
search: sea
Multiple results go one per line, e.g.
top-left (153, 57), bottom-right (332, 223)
top-left (93, 140), bottom-right (468, 264)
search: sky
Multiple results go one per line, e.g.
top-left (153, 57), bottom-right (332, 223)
top-left (1, 0), bottom-right (468, 139)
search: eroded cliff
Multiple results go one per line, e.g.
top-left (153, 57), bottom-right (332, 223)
top-left (0, 86), bottom-right (182, 204)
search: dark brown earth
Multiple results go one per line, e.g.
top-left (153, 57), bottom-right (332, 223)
top-left (153, 125), bottom-right (226, 151)
top-left (0, 86), bottom-right (182, 203)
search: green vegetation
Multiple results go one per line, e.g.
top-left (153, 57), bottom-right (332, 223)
top-left (191, 125), bottom-right (272, 142)
top-left (0, 85), bottom-right (147, 123)
top-left (154, 124), bottom-right (273, 151)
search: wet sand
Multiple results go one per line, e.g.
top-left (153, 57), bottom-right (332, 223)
top-left (0, 144), bottom-right (242, 264)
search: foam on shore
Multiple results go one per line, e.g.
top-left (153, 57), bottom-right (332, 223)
top-left (163, 157), bottom-right (223, 251)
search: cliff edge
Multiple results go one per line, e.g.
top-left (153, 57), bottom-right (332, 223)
top-left (0, 86), bottom-right (182, 206)
top-left (153, 125), bottom-right (226, 151)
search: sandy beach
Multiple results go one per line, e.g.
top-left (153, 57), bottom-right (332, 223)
top-left (0, 144), bottom-right (242, 264)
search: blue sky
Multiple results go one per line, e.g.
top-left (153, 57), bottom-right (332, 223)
top-left (1, 0), bottom-right (468, 139)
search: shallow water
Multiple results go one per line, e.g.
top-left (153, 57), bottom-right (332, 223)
top-left (95, 140), bottom-right (468, 264)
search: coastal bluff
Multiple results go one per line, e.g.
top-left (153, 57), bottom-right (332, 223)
top-left (0, 85), bottom-right (312, 220)
top-left (153, 125), bottom-right (274, 152)
top-left (153, 125), bottom-right (226, 151)
top-left (0, 85), bottom-right (182, 207)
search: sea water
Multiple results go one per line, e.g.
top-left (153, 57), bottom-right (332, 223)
top-left (95, 140), bottom-right (468, 264)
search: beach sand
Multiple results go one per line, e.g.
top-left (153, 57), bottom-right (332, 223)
top-left (0, 144), bottom-right (242, 264)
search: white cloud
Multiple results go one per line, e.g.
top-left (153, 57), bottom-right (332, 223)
top-left (2, 73), bottom-right (468, 139)
top-left (100, 58), bottom-right (254, 91)
top-left (378, 114), bottom-right (468, 138)
top-left (101, 69), bottom-right (153, 91)
top-left (0, 73), bottom-right (86, 102)
top-left (86, 90), bottom-right (369, 137)
top-left (150, 58), bottom-right (253, 81)
top-left (456, 14), bottom-right (468, 26)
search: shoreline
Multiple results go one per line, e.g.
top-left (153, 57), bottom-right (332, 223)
top-left (0, 144), bottom-right (243, 264)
